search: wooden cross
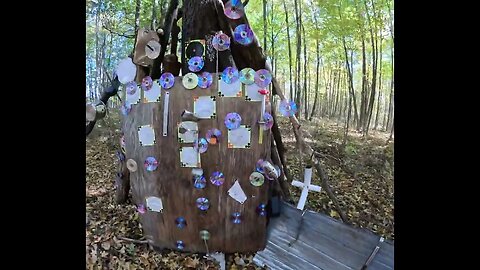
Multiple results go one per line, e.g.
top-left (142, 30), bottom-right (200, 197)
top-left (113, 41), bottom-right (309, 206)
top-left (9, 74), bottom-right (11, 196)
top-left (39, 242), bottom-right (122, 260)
top-left (291, 166), bottom-right (322, 210)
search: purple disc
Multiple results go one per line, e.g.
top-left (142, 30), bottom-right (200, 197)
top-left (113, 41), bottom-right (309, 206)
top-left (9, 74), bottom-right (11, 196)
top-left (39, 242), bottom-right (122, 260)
top-left (239, 68), bottom-right (256, 85)
top-left (197, 72), bottom-right (213, 88)
top-left (210, 171), bottom-right (225, 186)
top-left (144, 156), bottom-right (158, 172)
top-left (176, 240), bottom-right (185, 250)
top-left (175, 217), bottom-right (186, 229)
top-left (224, 112), bottom-right (242, 130)
top-left (256, 159), bottom-right (265, 174)
top-left (196, 197), bottom-right (210, 211)
top-left (137, 204), bottom-right (146, 214)
top-left (206, 128), bottom-right (222, 144)
top-left (279, 100), bottom-right (298, 117)
top-left (254, 69), bottom-right (272, 88)
top-left (256, 203), bottom-right (267, 216)
top-left (121, 102), bottom-right (132, 116)
top-left (159, 72), bottom-right (175, 89)
top-left (212, 32), bottom-right (231, 51)
top-left (193, 175), bottom-right (207, 189)
top-left (188, 56), bottom-right (204, 72)
top-left (224, 0), bottom-right (245, 20)
top-left (194, 138), bottom-right (209, 153)
top-left (141, 76), bottom-right (153, 91)
top-left (126, 81), bottom-right (137, 95)
top-left (262, 112), bottom-right (274, 130)
top-left (221, 66), bottom-right (239, 84)
top-left (231, 212), bottom-right (242, 224)
top-left (234, 24), bottom-right (253, 45)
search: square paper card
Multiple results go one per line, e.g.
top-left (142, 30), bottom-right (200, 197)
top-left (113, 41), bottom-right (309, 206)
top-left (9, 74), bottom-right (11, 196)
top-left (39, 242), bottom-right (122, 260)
top-left (227, 125), bottom-right (251, 148)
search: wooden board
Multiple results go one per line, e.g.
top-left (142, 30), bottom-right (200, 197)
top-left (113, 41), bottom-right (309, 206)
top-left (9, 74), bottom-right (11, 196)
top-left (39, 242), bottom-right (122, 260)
top-left (122, 74), bottom-right (271, 253)
top-left (253, 202), bottom-right (394, 270)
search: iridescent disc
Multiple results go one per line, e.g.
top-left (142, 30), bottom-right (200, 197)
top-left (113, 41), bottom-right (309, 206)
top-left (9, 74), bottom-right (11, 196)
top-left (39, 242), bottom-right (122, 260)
top-left (182, 73), bottom-right (198, 90)
top-left (144, 156), bottom-right (158, 172)
top-left (196, 197), bottom-right (210, 211)
top-left (279, 100), bottom-right (298, 117)
top-left (126, 81), bottom-right (137, 95)
top-left (193, 175), bottom-right (207, 189)
top-left (212, 32), bottom-right (231, 51)
top-left (210, 171), bottom-right (225, 186)
top-left (254, 69), bottom-right (272, 88)
top-left (256, 203), bottom-right (267, 216)
top-left (175, 217), bottom-right (187, 229)
top-left (141, 76), bottom-right (153, 91)
top-left (234, 24), bottom-right (254, 45)
top-left (197, 72), bottom-right (213, 88)
top-left (221, 66), bottom-right (239, 84)
top-left (188, 56), bottom-right (204, 72)
top-left (224, 112), bottom-right (242, 130)
top-left (206, 128), bottom-right (222, 144)
top-left (200, 230), bottom-right (210, 240)
top-left (159, 72), bottom-right (175, 89)
top-left (176, 240), bottom-right (185, 250)
top-left (137, 204), bottom-right (146, 214)
top-left (224, 0), bottom-right (245, 19)
top-left (256, 159), bottom-right (265, 174)
top-left (249, 172), bottom-right (265, 187)
top-left (239, 68), bottom-right (255, 85)
top-left (262, 112), bottom-right (274, 130)
top-left (194, 138), bottom-right (209, 153)
top-left (231, 212), bottom-right (242, 224)
top-left (121, 102), bottom-right (132, 116)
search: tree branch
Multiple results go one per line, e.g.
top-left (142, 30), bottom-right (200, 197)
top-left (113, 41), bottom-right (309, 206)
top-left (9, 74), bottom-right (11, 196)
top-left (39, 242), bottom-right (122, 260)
top-left (102, 24), bottom-right (135, 39)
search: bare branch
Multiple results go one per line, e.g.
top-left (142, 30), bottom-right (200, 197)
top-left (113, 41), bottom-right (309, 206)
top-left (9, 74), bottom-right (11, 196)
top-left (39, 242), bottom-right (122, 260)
top-left (102, 24), bottom-right (135, 39)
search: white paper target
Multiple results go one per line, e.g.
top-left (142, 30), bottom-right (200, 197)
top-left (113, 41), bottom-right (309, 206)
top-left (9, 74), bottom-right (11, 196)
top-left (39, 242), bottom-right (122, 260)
top-left (227, 125), bottom-right (251, 148)
top-left (245, 83), bottom-right (264, 101)
top-left (194, 96), bottom-right (216, 119)
top-left (143, 81), bottom-right (161, 103)
top-left (218, 79), bottom-right (242, 97)
top-left (178, 121), bottom-right (198, 143)
top-left (116, 57), bottom-right (137, 84)
top-left (138, 125), bottom-right (156, 146)
top-left (146, 196), bottom-right (163, 212)
top-left (126, 85), bottom-right (141, 105)
top-left (228, 180), bottom-right (247, 204)
top-left (180, 146), bottom-right (201, 167)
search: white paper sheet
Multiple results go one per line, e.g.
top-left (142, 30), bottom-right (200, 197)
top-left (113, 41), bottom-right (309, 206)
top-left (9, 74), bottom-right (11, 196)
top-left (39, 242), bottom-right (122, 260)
top-left (194, 96), bottom-right (216, 119)
top-left (126, 85), bottom-right (141, 105)
top-left (143, 81), bottom-right (161, 103)
top-left (146, 196), bottom-right (163, 212)
top-left (218, 79), bottom-right (242, 97)
top-left (138, 125), bottom-right (156, 146)
top-left (245, 83), bottom-right (264, 101)
top-left (228, 125), bottom-right (251, 148)
top-left (228, 180), bottom-right (247, 204)
top-left (180, 146), bottom-right (201, 167)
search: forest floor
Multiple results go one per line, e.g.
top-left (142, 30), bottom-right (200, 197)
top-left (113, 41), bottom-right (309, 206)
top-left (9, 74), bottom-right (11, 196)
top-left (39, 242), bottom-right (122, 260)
top-left (86, 111), bottom-right (394, 270)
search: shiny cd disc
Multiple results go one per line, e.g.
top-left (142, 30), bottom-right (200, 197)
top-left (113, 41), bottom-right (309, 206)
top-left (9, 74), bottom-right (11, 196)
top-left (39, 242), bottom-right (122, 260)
top-left (262, 112), bottom-right (274, 130)
top-left (144, 156), bottom-right (158, 172)
top-left (193, 175), bottom-right (207, 189)
top-left (256, 159), bottom-right (265, 174)
top-left (224, 0), bottom-right (245, 19)
top-left (239, 68), bottom-right (255, 85)
top-left (210, 171), bottom-right (225, 186)
top-left (197, 72), bottom-right (213, 89)
top-left (234, 24), bottom-right (254, 45)
top-left (206, 128), bottom-right (222, 144)
top-left (221, 66), bottom-right (239, 84)
top-left (125, 81), bottom-right (138, 95)
top-left (249, 172), bottom-right (265, 187)
top-left (212, 32), bottom-right (231, 51)
top-left (182, 73), bottom-right (198, 90)
top-left (141, 76), bottom-right (153, 91)
top-left (188, 56), bottom-right (204, 72)
top-left (194, 138), bottom-right (209, 153)
top-left (196, 197), bottom-right (210, 210)
top-left (279, 100), bottom-right (298, 117)
top-left (224, 112), bottom-right (242, 130)
top-left (254, 69), bottom-right (272, 88)
top-left (159, 72), bottom-right (175, 89)
top-left (186, 41), bottom-right (204, 58)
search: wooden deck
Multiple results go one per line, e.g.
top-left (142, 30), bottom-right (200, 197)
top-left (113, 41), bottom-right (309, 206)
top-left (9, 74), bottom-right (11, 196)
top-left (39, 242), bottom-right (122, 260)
top-left (253, 202), bottom-right (394, 270)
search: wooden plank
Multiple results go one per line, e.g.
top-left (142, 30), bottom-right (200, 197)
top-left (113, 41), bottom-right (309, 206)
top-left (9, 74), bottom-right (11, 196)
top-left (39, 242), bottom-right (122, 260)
top-left (123, 75), bottom-right (271, 253)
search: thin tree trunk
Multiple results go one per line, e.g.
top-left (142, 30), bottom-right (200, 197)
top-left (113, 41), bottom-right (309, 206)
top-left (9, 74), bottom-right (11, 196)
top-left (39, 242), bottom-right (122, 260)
top-left (270, 0), bottom-right (274, 73)
top-left (294, 0), bottom-right (302, 117)
top-left (303, 24), bottom-right (308, 119)
top-left (374, 38), bottom-right (383, 130)
top-left (342, 36), bottom-right (359, 125)
top-left (151, 0), bottom-right (157, 30)
top-left (263, 0), bottom-right (267, 52)
top-left (309, 40), bottom-right (320, 121)
top-left (132, 0), bottom-right (142, 55)
top-left (365, 0), bottom-right (378, 136)
top-left (282, 0), bottom-right (293, 100)
top-left (358, 36), bottom-right (367, 131)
